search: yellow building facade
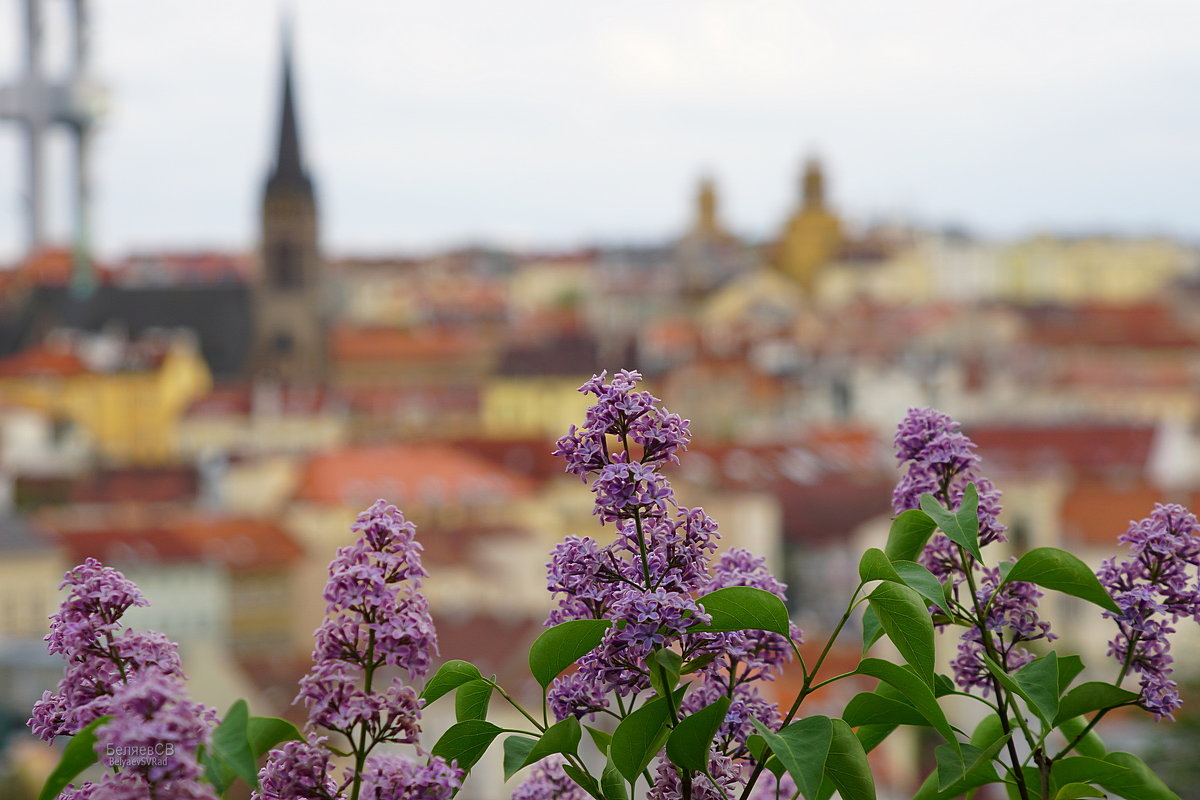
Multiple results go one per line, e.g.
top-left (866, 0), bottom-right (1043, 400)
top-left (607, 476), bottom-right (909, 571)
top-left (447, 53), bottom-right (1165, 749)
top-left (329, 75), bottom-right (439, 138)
top-left (0, 336), bottom-right (212, 465)
top-left (774, 159), bottom-right (843, 293)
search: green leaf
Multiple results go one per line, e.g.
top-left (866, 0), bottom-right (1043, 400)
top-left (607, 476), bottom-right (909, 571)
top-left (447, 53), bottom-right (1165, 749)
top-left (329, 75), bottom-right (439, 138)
top-left (751, 716), bottom-right (833, 800)
top-left (843, 692), bottom-right (929, 728)
top-left (563, 763), bottom-right (605, 800)
top-left (38, 715), bottom-right (112, 800)
top-left (1052, 756), bottom-right (1130, 786)
top-left (246, 716), bottom-right (302, 758)
top-left (1057, 655), bottom-right (1086, 694)
top-left (824, 718), bottom-right (876, 800)
top-left (1057, 716), bottom-right (1108, 759)
top-left (884, 509), bottom-right (938, 562)
top-left (858, 548), bottom-right (901, 583)
top-left (867, 581), bottom-right (937, 683)
top-left (1097, 752), bottom-right (1180, 800)
top-left (892, 561), bottom-right (951, 610)
top-left (920, 484), bottom-right (984, 562)
top-left (529, 619), bottom-right (613, 688)
top-left (915, 727), bottom-right (1010, 800)
top-left (1054, 682), bottom-right (1140, 726)
top-left (455, 678), bottom-right (494, 722)
top-left (982, 654), bottom-right (1052, 726)
top-left (746, 734), bottom-right (787, 778)
top-left (1055, 783), bottom-right (1107, 800)
top-left (522, 716), bottom-right (582, 769)
top-left (601, 756), bottom-right (629, 800)
top-left (1002, 547), bottom-right (1121, 614)
top-left (586, 725), bottom-right (613, 755)
top-left (861, 605), bottom-right (884, 654)
top-left (421, 660), bottom-right (483, 704)
top-left (503, 735), bottom-right (538, 781)
top-left (935, 743), bottom-right (994, 792)
top-left (856, 659), bottom-right (957, 749)
top-left (649, 648), bottom-right (683, 698)
top-left (680, 652), bottom-right (718, 674)
top-left (431, 719), bottom-right (504, 772)
top-left (611, 687), bottom-right (687, 781)
top-left (695, 586), bottom-right (792, 636)
top-left (969, 714), bottom-right (1005, 750)
top-left (666, 697), bottom-right (731, 773)
top-left (1013, 652), bottom-right (1060, 726)
top-left (208, 699), bottom-right (259, 792)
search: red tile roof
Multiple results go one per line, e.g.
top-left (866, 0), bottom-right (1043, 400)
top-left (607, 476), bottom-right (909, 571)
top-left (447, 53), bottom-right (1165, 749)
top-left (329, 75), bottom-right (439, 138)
top-left (51, 516), bottom-right (302, 570)
top-left (69, 467), bottom-right (198, 505)
top-left (0, 346), bottom-right (87, 378)
top-left (1060, 481), bottom-right (1195, 548)
top-left (294, 444), bottom-right (533, 507)
top-left (968, 424), bottom-right (1154, 477)
top-left (331, 326), bottom-right (482, 363)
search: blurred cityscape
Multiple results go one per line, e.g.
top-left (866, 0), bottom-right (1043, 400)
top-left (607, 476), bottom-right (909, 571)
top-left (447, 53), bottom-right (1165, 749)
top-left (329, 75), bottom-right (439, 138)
top-left (3, 4), bottom-right (1200, 799)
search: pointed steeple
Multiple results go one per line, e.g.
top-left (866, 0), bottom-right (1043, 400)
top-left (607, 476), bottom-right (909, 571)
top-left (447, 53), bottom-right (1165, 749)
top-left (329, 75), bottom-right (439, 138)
top-left (268, 18), bottom-right (310, 191)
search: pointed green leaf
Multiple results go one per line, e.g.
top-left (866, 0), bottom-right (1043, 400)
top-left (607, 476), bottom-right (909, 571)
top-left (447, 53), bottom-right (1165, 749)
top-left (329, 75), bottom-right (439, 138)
top-left (529, 619), bottom-right (613, 688)
top-left (914, 727), bottom-right (1010, 800)
top-left (982, 654), bottom-right (1052, 726)
top-left (1097, 752), bottom-right (1180, 800)
top-left (1002, 547), bottom-right (1120, 614)
top-left (209, 699), bottom-right (259, 791)
top-left (601, 755), bottom-right (629, 800)
top-left (859, 548), bottom-right (901, 583)
top-left (746, 734), bottom-right (787, 778)
top-left (856, 724), bottom-right (898, 754)
top-left (503, 735), bottom-right (537, 781)
top-left (522, 716), bottom-right (582, 769)
top-left (884, 509), bottom-right (938, 562)
top-left (1014, 652), bottom-right (1060, 725)
top-left (586, 725), bottom-right (613, 755)
top-left (695, 586), bottom-right (791, 636)
top-left (1055, 783), bottom-right (1107, 800)
top-left (861, 605), bottom-right (884, 654)
top-left (1054, 682), bottom-right (1140, 726)
top-left (421, 659), bottom-right (483, 704)
top-left (856, 659), bottom-right (957, 749)
top-left (455, 678), bottom-right (493, 721)
top-left (1052, 756), bottom-right (1130, 786)
top-left (431, 719), bottom-right (503, 772)
top-left (562, 763), bottom-right (605, 800)
top-left (867, 581), bottom-right (936, 682)
top-left (649, 648), bottom-right (683, 698)
top-left (611, 686), bottom-right (687, 781)
top-left (935, 742), bottom-right (993, 791)
top-left (666, 696), bottom-right (731, 773)
top-left (825, 718), bottom-right (876, 800)
top-left (843, 692), bottom-right (929, 728)
top-left (1057, 655), bottom-right (1086, 694)
top-left (38, 715), bottom-right (112, 800)
top-left (892, 561), bottom-right (951, 609)
top-left (920, 484), bottom-right (983, 563)
top-left (751, 716), bottom-right (833, 800)
top-left (246, 716), bottom-right (302, 758)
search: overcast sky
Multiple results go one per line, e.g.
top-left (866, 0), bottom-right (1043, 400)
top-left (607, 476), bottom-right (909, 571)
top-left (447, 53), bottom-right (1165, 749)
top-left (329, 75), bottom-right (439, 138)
top-left (1, 1), bottom-right (1199, 261)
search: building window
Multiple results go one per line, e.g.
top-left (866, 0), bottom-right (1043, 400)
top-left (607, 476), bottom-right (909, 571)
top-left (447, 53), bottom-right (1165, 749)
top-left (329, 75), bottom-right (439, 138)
top-left (268, 242), bottom-right (303, 288)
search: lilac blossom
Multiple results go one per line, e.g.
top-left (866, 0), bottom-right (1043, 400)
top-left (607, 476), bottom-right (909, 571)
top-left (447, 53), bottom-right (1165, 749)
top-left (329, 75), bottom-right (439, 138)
top-left (950, 567), bottom-right (1055, 693)
top-left (891, 408), bottom-right (1006, 583)
top-left (647, 753), bottom-right (743, 800)
top-left (547, 672), bottom-right (610, 722)
top-left (260, 499), bottom-right (444, 800)
top-left (31, 561), bottom-right (187, 742)
top-left (512, 756), bottom-right (588, 800)
top-left (355, 752), bottom-right (462, 800)
top-left (256, 738), bottom-right (340, 800)
top-left (1097, 503), bottom-right (1200, 719)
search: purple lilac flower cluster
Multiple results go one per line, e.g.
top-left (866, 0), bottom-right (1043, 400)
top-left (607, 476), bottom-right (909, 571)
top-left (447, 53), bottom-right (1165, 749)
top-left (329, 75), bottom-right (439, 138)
top-left (950, 567), bottom-right (1056, 693)
top-left (891, 409), bottom-right (1057, 694)
top-left (32, 559), bottom-right (218, 800)
top-left (543, 371), bottom-right (799, 796)
top-left (1096, 503), bottom-right (1200, 719)
top-left (257, 500), bottom-right (461, 800)
top-left (892, 408), bottom-right (1005, 583)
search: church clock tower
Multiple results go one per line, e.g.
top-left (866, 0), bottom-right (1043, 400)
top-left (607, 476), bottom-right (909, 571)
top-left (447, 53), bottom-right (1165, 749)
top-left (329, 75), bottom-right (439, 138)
top-left (251, 23), bottom-right (327, 385)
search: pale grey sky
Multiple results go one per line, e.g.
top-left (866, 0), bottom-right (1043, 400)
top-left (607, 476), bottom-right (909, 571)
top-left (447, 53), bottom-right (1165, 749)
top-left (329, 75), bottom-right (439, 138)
top-left (1, 0), bottom-right (1199, 261)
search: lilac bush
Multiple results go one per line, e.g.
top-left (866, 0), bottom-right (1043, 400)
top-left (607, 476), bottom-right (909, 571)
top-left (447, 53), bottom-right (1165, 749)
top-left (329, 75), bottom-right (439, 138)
top-left (32, 380), bottom-right (1200, 800)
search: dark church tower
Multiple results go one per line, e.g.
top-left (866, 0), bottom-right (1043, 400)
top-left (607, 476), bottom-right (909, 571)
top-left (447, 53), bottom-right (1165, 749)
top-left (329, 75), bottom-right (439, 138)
top-left (251, 23), bottom-right (327, 385)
